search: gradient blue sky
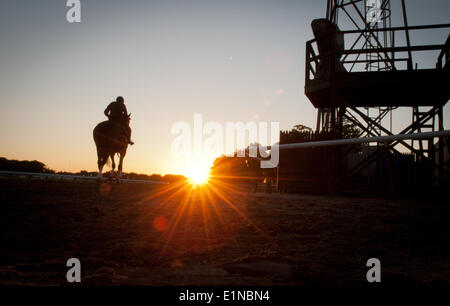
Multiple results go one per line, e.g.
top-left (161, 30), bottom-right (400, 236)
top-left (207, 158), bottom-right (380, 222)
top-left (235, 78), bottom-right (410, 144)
top-left (0, 0), bottom-right (449, 175)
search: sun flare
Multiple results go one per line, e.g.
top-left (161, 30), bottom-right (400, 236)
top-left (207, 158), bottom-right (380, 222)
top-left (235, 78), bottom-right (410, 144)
top-left (188, 166), bottom-right (210, 186)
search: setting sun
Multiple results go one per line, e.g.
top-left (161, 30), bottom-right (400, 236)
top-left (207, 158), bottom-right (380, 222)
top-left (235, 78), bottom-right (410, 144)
top-left (187, 166), bottom-right (211, 185)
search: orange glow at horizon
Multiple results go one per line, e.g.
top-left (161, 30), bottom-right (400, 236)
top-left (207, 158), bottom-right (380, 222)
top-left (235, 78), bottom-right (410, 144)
top-left (187, 164), bottom-right (211, 186)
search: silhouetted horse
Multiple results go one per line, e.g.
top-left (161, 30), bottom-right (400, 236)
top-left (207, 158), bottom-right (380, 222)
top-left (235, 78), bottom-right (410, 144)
top-left (93, 114), bottom-right (131, 178)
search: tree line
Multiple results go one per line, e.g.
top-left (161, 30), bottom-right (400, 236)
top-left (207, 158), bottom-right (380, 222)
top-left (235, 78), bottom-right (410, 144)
top-left (0, 157), bottom-right (186, 183)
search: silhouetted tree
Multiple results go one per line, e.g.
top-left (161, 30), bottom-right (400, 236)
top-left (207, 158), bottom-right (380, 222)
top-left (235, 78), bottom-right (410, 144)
top-left (342, 117), bottom-right (361, 139)
top-left (293, 124), bottom-right (313, 133)
top-left (163, 174), bottom-right (187, 184)
top-left (0, 157), bottom-right (54, 173)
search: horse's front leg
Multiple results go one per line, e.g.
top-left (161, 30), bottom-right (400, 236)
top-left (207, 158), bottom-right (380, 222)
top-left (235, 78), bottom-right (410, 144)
top-left (118, 151), bottom-right (126, 178)
top-left (97, 154), bottom-right (108, 179)
top-left (110, 154), bottom-right (116, 178)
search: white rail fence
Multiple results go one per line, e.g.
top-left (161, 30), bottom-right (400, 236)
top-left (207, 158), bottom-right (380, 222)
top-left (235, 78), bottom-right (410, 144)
top-left (268, 130), bottom-right (450, 150)
top-left (0, 170), bottom-right (168, 185)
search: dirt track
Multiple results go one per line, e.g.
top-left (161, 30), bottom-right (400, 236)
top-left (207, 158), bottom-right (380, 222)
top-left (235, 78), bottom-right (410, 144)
top-left (0, 179), bottom-right (449, 286)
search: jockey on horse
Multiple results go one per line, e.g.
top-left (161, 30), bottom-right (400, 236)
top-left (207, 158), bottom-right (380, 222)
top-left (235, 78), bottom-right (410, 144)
top-left (104, 96), bottom-right (134, 146)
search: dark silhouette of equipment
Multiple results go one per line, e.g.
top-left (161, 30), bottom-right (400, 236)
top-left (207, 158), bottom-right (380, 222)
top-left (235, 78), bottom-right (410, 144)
top-left (303, 0), bottom-right (450, 191)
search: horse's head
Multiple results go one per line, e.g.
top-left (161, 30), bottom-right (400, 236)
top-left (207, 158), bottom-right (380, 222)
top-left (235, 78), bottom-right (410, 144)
top-left (125, 113), bottom-right (131, 126)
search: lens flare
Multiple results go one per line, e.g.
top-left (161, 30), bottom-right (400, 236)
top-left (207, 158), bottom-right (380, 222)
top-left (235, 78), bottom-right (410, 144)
top-left (153, 216), bottom-right (168, 231)
top-left (188, 166), bottom-right (210, 186)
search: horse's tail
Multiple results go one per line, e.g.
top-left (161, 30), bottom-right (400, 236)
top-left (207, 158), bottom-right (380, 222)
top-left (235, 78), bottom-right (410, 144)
top-left (93, 121), bottom-right (112, 166)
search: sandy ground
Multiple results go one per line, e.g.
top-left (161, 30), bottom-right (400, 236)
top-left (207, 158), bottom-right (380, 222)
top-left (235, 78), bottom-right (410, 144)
top-left (0, 178), bottom-right (449, 286)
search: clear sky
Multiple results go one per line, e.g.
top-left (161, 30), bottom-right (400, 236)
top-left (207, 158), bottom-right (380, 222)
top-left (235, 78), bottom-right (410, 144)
top-left (0, 0), bottom-right (449, 175)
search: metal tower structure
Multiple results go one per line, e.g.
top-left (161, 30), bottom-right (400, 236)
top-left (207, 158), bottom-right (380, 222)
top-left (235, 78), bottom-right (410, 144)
top-left (305, 0), bottom-right (450, 188)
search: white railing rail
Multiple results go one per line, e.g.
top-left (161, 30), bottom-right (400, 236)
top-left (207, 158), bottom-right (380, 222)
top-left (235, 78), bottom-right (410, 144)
top-left (268, 130), bottom-right (450, 150)
top-left (0, 170), bottom-right (168, 185)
